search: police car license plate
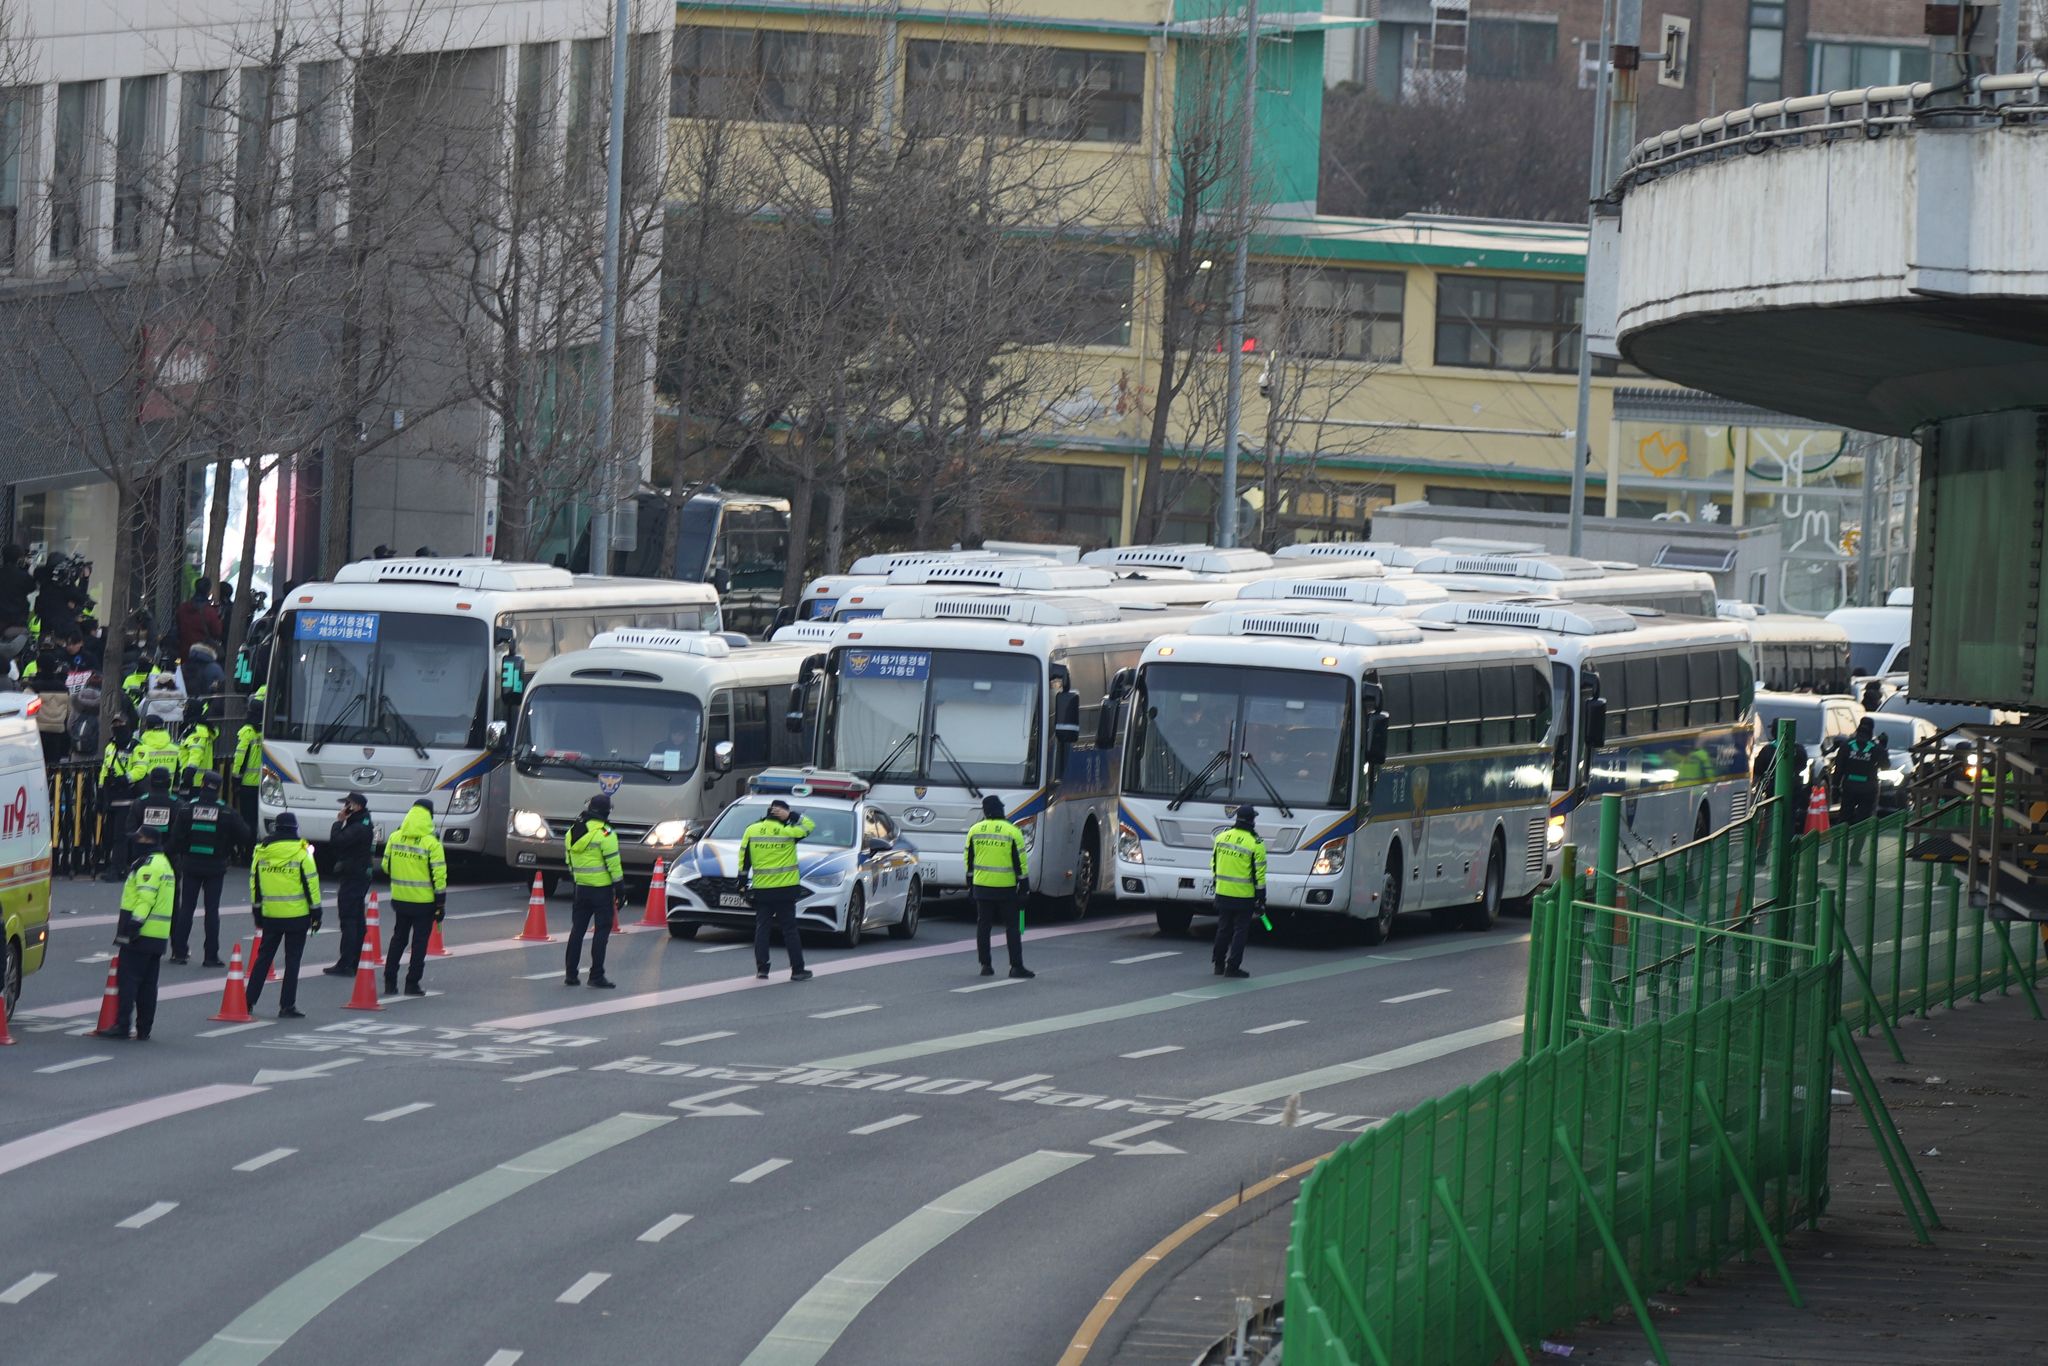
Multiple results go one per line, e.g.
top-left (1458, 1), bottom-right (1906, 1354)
top-left (719, 894), bottom-right (748, 908)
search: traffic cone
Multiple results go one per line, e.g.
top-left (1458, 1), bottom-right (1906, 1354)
top-left (426, 918), bottom-right (452, 957)
top-left (342, 954), bottom-right (383, 1012)
top-left (252, 931), bottom-right (280, 983)
top-left (93, 955), bottom-right (122, 1033)
top-left (209, 942), bottom-right (254, 1023)
top-left (640, 858), bottom-right (668, 927)
top-left (363, 891), bottom-right (385, 963)
top-left (1806, 784), bottom-right (1832, 835)
top-left (517, 873), bottom-right (552, 941)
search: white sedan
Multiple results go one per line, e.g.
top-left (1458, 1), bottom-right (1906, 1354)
top-left (664, 793), bottom-right (923, 947)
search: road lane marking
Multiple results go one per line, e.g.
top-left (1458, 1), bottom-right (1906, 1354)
top-left (484, 1353), bottom-right (523, 1366)
top-left (810, 1004), bottom-right (881, 1019)
top-left (1245, 1020), bottom-right (1306, 1034)
top-left (235, 1149), bottom-right (297, 1172)
top-left (1119, 1046), bottom-right (1183, 1059)
top-left (366, 1103), bottom-right (435, 1123)
top-left (521, 971), bottom-right (565, 980)
top-left (479, 916), bottom-right (1149, 1029)
top-left (0, 1273), bottom-right (55, 1304)
top-left (198, 1022), bottom-right (271, 1038)
top-left (183, 1112), bottom-right (672, 1366)
top-left (696, 943), bottom-right (748, 953)
top-left (662, 1031), bottom-right (736, 1048)
top-left (987, 1073), bottom-right (1054, 1092)
top-left (118, 1201), bottom-right (179, 1229)
top-left (953, 978), bottom-right (1023, 993)
top-left (1381, 987), bottom-right (1451, 1005)
top-left (0, 1084), bottom-right (265, 1176)
top-left (556, 1273), bottom-right (609, 1305)
top-left (637, 1214), bottom-right (693, 1243)
top-left (504, 1067), bottom-right (578, 1084)
top-left (811, 933), bottom-right (1528, 1070)
top-left (740, 1149), bottom-right (1091, 1366)
top-left (1112, 951), bottom-right (1180, 964)
top-left (37, 1055), bottom-right (111, 1073)
top-left (731, 1159), bottom-right (790, 1184)
top-left (849, 1114), bottom-right (920, 1135)
top-left (1198, 1017), bottom-right (1525, 1105)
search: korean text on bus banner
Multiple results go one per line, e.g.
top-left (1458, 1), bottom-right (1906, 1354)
top-left (298, 611), bottom-right (381, 644)
top-left (843, 650), bottom-right (931, 681)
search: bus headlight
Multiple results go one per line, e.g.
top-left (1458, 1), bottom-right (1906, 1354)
top-left (448, 778), bottom-right (483, 815)
top-left (1546, 816), bottom-right (1566, 848)
top-left (511, 809), bottom-right (550, 839)
top-left (1117, 826), bottom-right (1143, 864)
top-left (1311, 838), bottom-right (1346, 876)
top-left (259, 771), bottom-right (283, 805)
top-left (646, 820), bottom-right (691, 848)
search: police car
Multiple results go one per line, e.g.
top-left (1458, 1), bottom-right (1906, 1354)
top-left (664, 769), bottom-right (923, 946)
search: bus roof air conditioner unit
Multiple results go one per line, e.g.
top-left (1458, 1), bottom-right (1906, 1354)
top-left (589, 629), bottom-right (732, 657)
top-left (1420, 600), bottom-right (1637, 636)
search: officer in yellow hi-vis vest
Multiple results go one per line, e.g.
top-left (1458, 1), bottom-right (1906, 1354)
top-left (966, 794), bottom-right (1035, 980)
top-left (248, 812), bottom-right (321, 1018)
top-left (564, 793), bottom-right (624, 990)
top-left (1211, 805), bottom-right (1267, 979)
top-left (93, 823), bottom-right (176, 1040)
top-left (382, 800), bottom-right (446, 996)
top-left (742, 797), bottom-right (815, 982)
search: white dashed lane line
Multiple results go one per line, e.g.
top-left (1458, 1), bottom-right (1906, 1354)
top-left (637, 1214), bottom-right (693, 1243)
top-left (197, 1021), bottom-right (270, 1038)
top-left (1244, 1020), bottom-right (1306, 1034)
top-left (0, 1273), bottom-right (55, 1304)
top-left (986, 1074), bottom-right (1052, 1092)
top-left (1113, 951), bottom-right (1181, 964)
top-left (36, 1055), bottom-right (111, 1074)
top-left (731, 1159), bottom-right (790, 1184)
top-left (504, 1067), bottom-right (578, 1084)
top-left (810, 1005), bottom-right (880, 1019)
top-left (696, 943), bottom-right (748, 954)
top-left (953, 978), bottom-right (1024, 993)
top-left (117, 1201), bottom-right (178, 1229)
top-left (1119, 1046), bottom-right (1184, 1059)
top-left (1380, 988), bottom-right (1451, 1005)
top-left (484, 1351), bottom-right (524, 1366)
top-left (556, 1273), bottom-right (610, 1305)
top-left (662, 1030), bottom-right (736, 1048)
top-left (235, 1148), bottom-right (297, 1172)
top-left (848, 1114), bottom-right (920, 1136)
top-left (365, 1102), bottom-right (435, 1123)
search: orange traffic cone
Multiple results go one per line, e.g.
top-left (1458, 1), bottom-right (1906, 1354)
top-left (640, 858), bottom-right (668, 927)
top-left (252, 931), bottom-right (280, 983)
top-left (426, 918), bottom-right (452, 957)
top-left (517, 873), bottom-right (552, 942)
top-left (209, 942), bottom-right (254, 1023)
top-left (363, 891), bottom-right (385, 963)
top-left (1806, 784), bottom-right (1831, 835)
top-left (342, 954), bottom-right (383, 1012)
top-left (93, 955), bottom-right (122, 1033)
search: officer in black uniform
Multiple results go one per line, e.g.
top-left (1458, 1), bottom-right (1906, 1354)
top-left (128, 767), bottom-right (183, 916)
top-left (170, 770), bottom-right (247, 967)
top-left (322, 791), bottom-right (377, 977)
top-left (1831, 717), bottom-right (1888, 825)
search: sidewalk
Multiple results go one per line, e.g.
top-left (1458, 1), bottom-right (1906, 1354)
top-left (1559, 987), bottom-right (2048, 1362)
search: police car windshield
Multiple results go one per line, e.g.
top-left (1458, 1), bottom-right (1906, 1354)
top-left (706, 800), bottom-right (858, 847)
top-left (516, 684), bottom-right (702, 779)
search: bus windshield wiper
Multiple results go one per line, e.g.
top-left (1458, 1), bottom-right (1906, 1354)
top-left (930, 733), bottom-right (982, 801)
top-left (1238, 750), bottom-right (1295, 820)
top-left (862, 731), bottom-right (921, 782)
top-left (308, 692), bottom-right (367, 753)
top-left (376, 690), bottom-right (430, 760)
top-left (1169, 722), bottom-right (1238, 811)
top-left (604, 757), bottom-right (676, 784)
top-left (534, 753), bottom-right (605, 778)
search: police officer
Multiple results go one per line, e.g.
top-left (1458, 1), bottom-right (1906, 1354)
top-left (563, 793), bottom-right (624, 989)
top-left (96, 715), bottom-right (136, 882)
top-left (178, 699), bottom-right (219, 782)
top-left (247, 811), bottom-right (320, 1019)
top-left (129, 767), bottom-right (183, 913)
top-left (126, 713), bottom-right (179, 786)
top-left (742, 797), bottom-right (814, 982)
top-left (966, 794), bottom-right (1034, 979)
top-left (1211, 805), bottom-right (1267, 979)
top-left (321, 791), bottom-right (375, 977)
top-left (170, 770), bottom-right (246, 967)
top-left (93, 823), bottom-right (176, 1040)
top-left (1833, 717), bottom-right (1888, 825)
top-left (231, 701), bottom-right (264, 836)
top-left (382, 800), bottom-right (446, 996)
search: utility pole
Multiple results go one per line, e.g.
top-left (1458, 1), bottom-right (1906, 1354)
top-left (1566, 0), bottom-right (1620, 557)
top-left (586, 0), bottom-right (633, 577)
top-left (1218, 0), bottom-right (1260, 549)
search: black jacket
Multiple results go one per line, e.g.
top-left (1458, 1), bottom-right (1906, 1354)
top-left (174, 797), bottom-right (250, 872)
top-left (0, 564), bottom-right (34, 628)
top-left (327, 811), bottom-right (375, 881)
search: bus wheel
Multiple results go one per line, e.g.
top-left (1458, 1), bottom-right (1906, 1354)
top-left (2, 938), bottom-right (18, 1020)
top-left (1694, 803), bottom-right (1712, 843)
top-left (1155, 905), bottom-right (1194, 937)
top-left (1363, 852), bottom-right (1401, 946)
top-left (1465, 835), bottom-right (1504, 932)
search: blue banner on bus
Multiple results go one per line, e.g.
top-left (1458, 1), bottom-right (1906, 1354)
top-left (297, 610), bottom-right (380, 643)
top-left (843, 649), bottom-right (930, 681)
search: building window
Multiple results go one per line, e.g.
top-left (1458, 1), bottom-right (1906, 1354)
top-left (623, 32), bottom-right (663, 190)
top-left (1247, 266), bottom-right (1403, 362)
top-left (174, 71), bottom-right (224, 244)
top-left (1276, 483), bottom-right (1393, 541)
top-left (670, 27), bottom-right (877, 124)
top-left (567, 38), bottom-right (604, 198)
top-left (1809, 42), bottom-right (1930, 93)
top-left (0, 87), bottom-right (27, 270)
top-left (1017, 252), bottom-right (1135, 348)
top-left (237, 67), bottom-right (277, 223)
top-left (1746, 3), bottom-right (1784, 104)
top-left (293, 61), bottom-right (337, 235)
top-left (112, 76), bottom-right (162, 254)
top-left (1434, 275), bottom-right (1584, 373)
top-left (51, 81), bottom-right (98, 262)
top-left (514, 44), bottom-right (555, 198)
top-left (904, 41), bottom-right (1144, 143)
top-left (1021, 463), bottom-right (1123, 547)
top-left (1469, 18), bottom-right (1557, 81)
top-left (1162, 478), bottom-right (1222, 545)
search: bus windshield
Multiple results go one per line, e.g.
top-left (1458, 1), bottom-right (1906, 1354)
top-left (268, 610), bottom-right (491, 750)
top-left (824, 648), bottom-right (1041, 789)
top-left (1126, 663), bottom-right (1354, 811)
top-left (516, 684), bottom-right (703, 780)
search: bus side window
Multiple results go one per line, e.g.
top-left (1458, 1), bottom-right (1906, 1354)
top-left (1523, 665), bottom-right (1552, 746)
top-left (1625, 657), bottom-right (1658, 736)
top-left (1443, 670), bottom-right (1480, 751)
top-left (1479, 667), bottom-right (1514, 748)
top-left (1603, 659), bottom-right (1629, 740)
top-left (770, 692), bottom-right (809, 766)
top-left (1408, 671), bottom-right (1447, 754)
top-left (732, 688), bottom-right (772, 768)
top-left (1063, 652), bottom-right (1108, 746)
top-left (707, 691), bottom-right (733, 756)
top-left (1655, 654), bottom-right (1688, 732)
top-left (1687, 651), bottom-right (1719, 727)
top-left (1379, 673), bottom-right (1412, 757)
top-left (509, 614), bottom-right (558, 674)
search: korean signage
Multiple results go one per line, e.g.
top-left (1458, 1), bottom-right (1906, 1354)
top-left (842, 649), bottom-right (930, 681)
top-left (138, 320), bottom-right (219, 423)
top-left (297, 611), bottom-right (380, 644)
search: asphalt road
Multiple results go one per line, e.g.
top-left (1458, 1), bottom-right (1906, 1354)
top-left (1, 871), bottom-right (1533, 1365)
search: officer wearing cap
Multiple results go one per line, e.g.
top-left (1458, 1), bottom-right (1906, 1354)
top-left (382, 800), bottom-right (445, 996)
top-left (322, 791), bottom-right (375, 977)
top-left (965, 794), bottom-right (1035, 979)
top-left (742, 796), bottom-right (815, 981)
top-left (563, 792), bottom-right (623, 989)
top-left (1211, 805), bottom-right (1266, 979)
top-left (170, 769), bottom-right (248, 967)
top-left (95, 823), bottom-right (176, 1040)
top-left (248, 811), bottom-right (321, 1018)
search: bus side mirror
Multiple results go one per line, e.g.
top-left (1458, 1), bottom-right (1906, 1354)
top-left (1363, 713), bottom-right (1390, 768)
top-left (1584, 697), bottom-right (1609, 751)
top-left (709, 739), bottom-right (734, 775)
top-left (786, 652), bottom-right (824, 733)
top-left (486, 720), bottom-right (509, 755)
top-left (1096, 667), bottom-right (1135, 749)
top-left (1054, 691), bottom-right (1082, 746)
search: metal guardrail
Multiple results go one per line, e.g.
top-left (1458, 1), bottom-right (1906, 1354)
top-left (1615, 71), bottom-right (2048, 193)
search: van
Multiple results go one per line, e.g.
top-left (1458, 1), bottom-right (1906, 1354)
top-left (0, 694), bottom-right (53, 1017)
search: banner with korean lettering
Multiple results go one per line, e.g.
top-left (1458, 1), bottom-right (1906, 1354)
top-left (841, 649), bottom-right (930, 681)
top-left (297, 611), bottom-right (381, 644)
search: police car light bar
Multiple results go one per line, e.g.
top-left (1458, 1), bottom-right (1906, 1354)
top-left (747, 767), bottom-right (871, 800)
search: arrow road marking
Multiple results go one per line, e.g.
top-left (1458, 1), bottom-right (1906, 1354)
top-left (1089, 1122), bottom-right (1184, 1158)
top-left (669, 1085), bottom-right (763, 1119)
top-left (251, 1059), bottom-right (361, 1086)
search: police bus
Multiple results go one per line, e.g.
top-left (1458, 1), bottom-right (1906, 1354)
top-left (1717, 603), bottom-right (1854, 694)
top-left (260, 558), bottom-right (721, 860)
top-left (1111, 609), bottom-right (1555, 944)
top-left (1419, 600), bottom-right (1756, 870)
top-left (824, 556), bottom-right (1394, 622)
top-left (793, 593), bottom-right (1194, 918)
top-left (795, 544), bottom-right (1080, 622)
top-left (505, 629), bottom-right (812, 893)
top-left (1281, 543), bottom-right (1720, 618)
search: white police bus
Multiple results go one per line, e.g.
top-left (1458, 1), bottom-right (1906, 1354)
top-left (1111, 609), bottom-right (1555, 943)
top-left (1420, 600), bottom-right (1756, 870)
top-left (1718, 603), bottom-right (1854, 695)
top-left (1281, 543), bottom-right (1720, 618)
top-left (794, 544), bottom-right (1080, 622)
top-left (794, 593), bottom-right (1194, 918)
top-left (260, 558), bottom-right (721, 859)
